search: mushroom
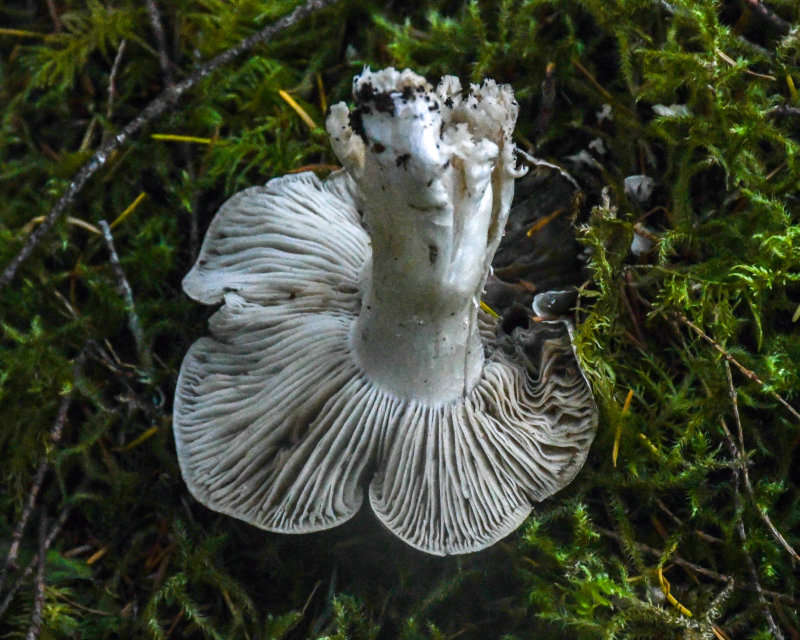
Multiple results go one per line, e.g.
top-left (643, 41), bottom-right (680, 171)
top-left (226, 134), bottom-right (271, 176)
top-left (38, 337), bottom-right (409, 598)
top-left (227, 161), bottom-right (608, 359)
top-left (174, 67), bottom-right (597, 555)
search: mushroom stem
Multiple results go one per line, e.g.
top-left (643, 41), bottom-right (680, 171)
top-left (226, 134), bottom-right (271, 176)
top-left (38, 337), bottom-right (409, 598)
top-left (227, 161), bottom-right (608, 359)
top-left (328, 67), bottom-right (523, 403)
top-left (355, 290), bottom-right (483, 403)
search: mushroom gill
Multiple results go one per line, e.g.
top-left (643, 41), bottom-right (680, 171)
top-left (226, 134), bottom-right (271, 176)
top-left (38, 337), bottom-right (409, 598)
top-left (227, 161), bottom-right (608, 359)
top-left (174, 67), bottom-right (597, 555)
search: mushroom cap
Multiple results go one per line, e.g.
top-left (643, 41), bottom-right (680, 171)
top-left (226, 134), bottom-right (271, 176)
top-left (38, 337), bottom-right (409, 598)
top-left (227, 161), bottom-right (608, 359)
top-left (174, 69), bottom-right (598, 555)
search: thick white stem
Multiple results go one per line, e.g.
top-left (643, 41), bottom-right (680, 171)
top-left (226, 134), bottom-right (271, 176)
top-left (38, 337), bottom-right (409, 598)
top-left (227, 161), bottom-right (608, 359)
top-left (354, 292), bottom-right (482, 403)
top-left (328, 67), bottom-right (524, 404)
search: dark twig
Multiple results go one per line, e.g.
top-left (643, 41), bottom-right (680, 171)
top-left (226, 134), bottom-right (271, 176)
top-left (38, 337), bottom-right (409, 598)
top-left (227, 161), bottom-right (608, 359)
top-left (717, 368), bottom-right (786, 637)
top-left (189, 197), bottom-right (200, 262)
top-left (282, 581), bottom-right (322, 637)
top-left (536, 62), bottom-right (556, 138)
top-left (620, 278), bottom-right (647, 348)
top-left (145, 0), bottom-right (201, 263)
top-left (0, 0), bottom-right (343, 291)
top-left (0, 504), bottom-right (73, 619)
top-left (731, 470), bottom-right (785, 638)
top-left (655, 497), bottom-right (723, 543)
top-left (99, 220), bottom-right (151, 371)
top-left (596, 527), bottom-right (798, 605)
top-left (0, 350), bottom-right (82, 594)
top-left (742, 0), bottom-right (791, 36)
top-left (24, 514), bottom-right (48, 640)
top-left (106, 39), bottom-right (127, 122)
top-left (774, 598), bottom-right (800, 640)
top-left (721, 362), bottom-right (799, 562)
top-left (1, 461), bottom-right (47, 586)
top-left (44, 0), bottom-right (63, 32)
top-left (145, 0), bottom-right (174, 86)
top-left (669, 311), bottom-right (800, 423)
top-left (571, 57), bottom-right (638, 121)
top-left (768, 105), bottom-right (800, 118)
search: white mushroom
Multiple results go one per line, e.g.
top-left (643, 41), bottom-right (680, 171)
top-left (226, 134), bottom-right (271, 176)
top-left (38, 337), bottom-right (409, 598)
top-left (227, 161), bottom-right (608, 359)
top-left (174, 67), bottom-right (597, 555)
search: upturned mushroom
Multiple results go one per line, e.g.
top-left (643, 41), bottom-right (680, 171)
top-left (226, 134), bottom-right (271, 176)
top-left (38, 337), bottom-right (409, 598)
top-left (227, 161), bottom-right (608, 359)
top-left (174, 67), bottom-right (597, 555)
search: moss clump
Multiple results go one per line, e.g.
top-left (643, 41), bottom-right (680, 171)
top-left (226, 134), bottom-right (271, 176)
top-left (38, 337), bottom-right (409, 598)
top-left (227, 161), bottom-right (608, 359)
top-left (1, 0), bottom-right (798, 638)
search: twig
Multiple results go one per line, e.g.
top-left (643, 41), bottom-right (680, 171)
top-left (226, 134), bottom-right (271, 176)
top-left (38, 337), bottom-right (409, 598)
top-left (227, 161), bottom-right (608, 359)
top-left (536, 62), bottom-right (556, 137)
top-left (654, 498), bottom-right (723, 543)
top-left (669, 311), bottom-right (800, 423)
top-left (282, 581), bottom-right (322, 637)
top-left (0, 0), bottom-right (343, 291)
top-left (1, 462), bottom-right (46, 586)
top-left (0, 350), bottom-right (83, 594)
top-left (717, 370), bottom-right (785, 636)
top-left (774, 598), bottom-right (800, 640)
top-left (189, 197), bottom-right (199, 262)
top-left (768, 105), bottom-right (800, 118)
top-left (742, 0), bottom-right (791, 36)
top-left (721, 362), bottom-right (799, 562)
top-left (596, 527), bottom-right (798, 605)
top-left (620, 278), bottom-right (647, 348)
top-left (98, 220), bottom-right (151, 371)
top-left (145, 0), bottom-right (173, 87)
top-left (24, 514), bottom-right (48, 640)
top-left (44, 0), bottom-right (63, 32)
top-left (571, 57), bottom-right (638, 121)
top-left (0, 504), bottom-right (73, 619)
top-left (106, 39), bottom-right (127, 121)
top-left (731, 469), bottom-right (785, 638)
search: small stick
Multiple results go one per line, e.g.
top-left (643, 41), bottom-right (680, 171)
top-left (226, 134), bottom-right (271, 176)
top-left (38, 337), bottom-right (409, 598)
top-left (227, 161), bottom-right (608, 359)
top-left (596, 526), bottom-right (798, 605)
top-left (0, 0), bottom-right (343, 291)
top-left (99, 221), bottom-right (151, 371)
top-left (620, 279), bottom-right (646, 347)
top-left (721, 363), bottom-right (799, 562)
top-left (0, 505), bottom-right (73, 619)
top-left (742, 0), bottom-right (791, 35)
top-left (44, 0), bottom-right (63, 32)
top-left (536, 62), bottom-right (556, 137)
top-left (718, 381), bottom-right (786, 636)
top-left (655, 498), bottom-right (724, 543)
top-left (773, 599), bottom-right (800, 640)
top-left (146, 0), bottom-right (173, 86)
top-left (24, 514), bottom-right (48, 640)
top-left (106, 39), bottom-right (127, 121)
top-left (189, 199), bottom-right (200, 262)
top-left (0, 349), bottom-right (82, 593)
top-left (669, 311), bottom-right (800, 423)
top-left (571, 58), bottom-right (638, 121)
top-left (732, 473), bottom-right (785, 638)
top-left (1, 461), bottom-right (47, 585)
top-left (768, 105), bottom-right (800, 118)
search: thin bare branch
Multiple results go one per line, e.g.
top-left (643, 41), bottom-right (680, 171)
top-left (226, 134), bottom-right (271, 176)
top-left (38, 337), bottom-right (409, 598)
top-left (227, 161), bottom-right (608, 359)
top-left (0, 0), bottom-right (343, 291)
top-left (0, 504), bottom-right (72, 619)
top-left (0, 349), bottom-right (82, 593)
top-left (0, 460), bottom-right (47, 588)
top-left (596, 526), bottom-right (798, 605)
top-left (145, 0), bottom-right (173, 86)
top-left (106, 39), bottom-right (127, 121)
top-left (669, 311), bottom-right (800, 423)
top-left (99, 220), bottom-right (151, 371)
top-left (44, 0), bottom-right (63, 32)
top-left (24, 514), bottom-right (48, 640)
top-left (731, 472), bottom-right (785, 639)
top-left (536, 61), bottom-right (556, 137)
top-left (742, 0), bottom-right (791, 35)
top-left (721, 363), bottom-right (799, 562)
top-left (189, 199), bottom-right (200, 262)
top-left (717, 377), bottom-right (787, 637)
top-left (768, 105), bottom-right (800, 118)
